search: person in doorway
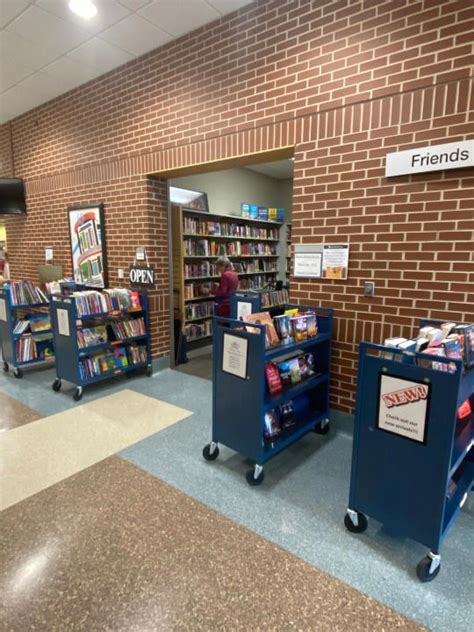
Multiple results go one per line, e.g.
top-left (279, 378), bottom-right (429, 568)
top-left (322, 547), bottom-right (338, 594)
top-left (213, 256), bottom-right (239, 317)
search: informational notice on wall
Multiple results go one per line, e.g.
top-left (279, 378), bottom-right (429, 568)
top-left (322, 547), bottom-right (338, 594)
top-left (45, 247), bottom-right (54, 263)
top-left (294, 244), bottom-right (349, 280)
top-left (57, 308), bottom-right (70, 337)
top-left (377, 374), bottom-right (430, 444)
top-left (222, 332), bottom-right (248, 379)
top-left (237, 301), bottom-right (253, 320)
top-left (0, 298), bottom-right (6, 322)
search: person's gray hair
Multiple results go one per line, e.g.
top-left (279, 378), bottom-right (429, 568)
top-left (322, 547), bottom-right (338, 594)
top-left (216, 256), bottom-right (232, 269)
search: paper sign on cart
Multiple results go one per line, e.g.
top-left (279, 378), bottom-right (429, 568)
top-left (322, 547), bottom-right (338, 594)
top-left (377, 374), bottom-right (430, 444)
top-left (237, 301), bottom-right (252, 320)
top-left (0, 298), bottom-right (6, 322)
top-left (222, 332), bottom-right (248, 379)
top-left (57, 308), bottom-right (70, 337)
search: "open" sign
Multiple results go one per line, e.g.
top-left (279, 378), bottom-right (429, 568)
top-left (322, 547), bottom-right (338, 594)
top-left (129, 265), bottom-right (155, 288)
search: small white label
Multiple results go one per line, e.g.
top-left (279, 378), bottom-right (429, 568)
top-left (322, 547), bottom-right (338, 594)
top-left (222, 332), bottom-right (248, 379)
top-left (57, 308), bottom-right (70, 337)
top-left (136, 247), bottom-right (146, 261)
top-left (377, 375), bottom-right (429, 443)
top-left (237, 301), bottom-right (252, 320)
top-left (0, 298), bottom-right (7, 322)
top-left (386, 140), bottom-right (474, 177)
top-left (45, 247), bottom-right (53, 263)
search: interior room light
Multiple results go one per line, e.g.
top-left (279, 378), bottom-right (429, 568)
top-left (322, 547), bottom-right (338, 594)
top-left (69, 0), bottom-right (98, 19)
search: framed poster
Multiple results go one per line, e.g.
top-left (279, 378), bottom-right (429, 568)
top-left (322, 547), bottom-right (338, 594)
top-left (68, 203), bottom-right (107, 289)
top-left (377, 374), bottom-right (430, 444)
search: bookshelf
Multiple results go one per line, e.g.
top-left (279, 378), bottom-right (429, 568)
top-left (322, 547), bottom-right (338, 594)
top-left (172, 206), bottom-right (283, 344)
top-left (50, 289), bottom-right (152, 401)
top-left (0, 284), bottom-right (54, 378)
top-left (202, 304), bottom-right (333, 485)
top-left (345, 321), bottom-right (474, 582)
top-left (286, 223), bottom-right (292, 279)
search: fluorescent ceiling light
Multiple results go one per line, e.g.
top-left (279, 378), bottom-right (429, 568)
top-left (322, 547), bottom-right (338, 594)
top-left (69, 0), bottom-right (98, 19)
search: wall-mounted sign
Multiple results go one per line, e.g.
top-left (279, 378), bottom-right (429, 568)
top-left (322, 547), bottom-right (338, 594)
top-left (377, 374), bottom-right (430, 444)
top-left (129, 265), bottom-right (155, 288)
top-left (386, 140), bottom-right (474, 177)
top-left (135, 247), bottom-right (146, 262)
top-left (45, 247), bottom-right (53, 263)
top-left (294, 244), bottom-right (349, 280)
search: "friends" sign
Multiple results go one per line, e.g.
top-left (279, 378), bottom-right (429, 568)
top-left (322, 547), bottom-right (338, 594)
top-left (386, 140), bottom-right (474, 177)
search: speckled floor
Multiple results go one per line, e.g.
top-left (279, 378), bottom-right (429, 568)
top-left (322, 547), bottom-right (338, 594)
top-left (0, 365), bottom-right (472, 631)
top-left (0, 457), bottom-right (423, 631)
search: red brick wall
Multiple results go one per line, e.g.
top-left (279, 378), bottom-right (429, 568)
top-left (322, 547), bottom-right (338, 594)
top-left (1, 0), bottom-right (473, 411)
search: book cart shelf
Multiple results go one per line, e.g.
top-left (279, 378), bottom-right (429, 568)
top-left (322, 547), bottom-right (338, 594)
top-left (345, 319), bottom-right (474, 582)
top-left (171, 205), bottom-right (283, 345)
top-left (202, 304), bottom-right (333, 485)
top-left (0, 287), bottom-right (53, 379)
top-left (50, 290), bottom-right (152, 401)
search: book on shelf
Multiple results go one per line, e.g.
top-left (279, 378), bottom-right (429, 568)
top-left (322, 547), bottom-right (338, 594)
top-left (243, 312), bottom-right (280, 348)
top-left (109, 317), bottom-right (146, 340)
top-left (79, 344), bottom-right (148, 380)
top-left (73, 289), bottom-right (141, 317)
top-left (184, 215), bottom-right (280, 239)
top-left (77, 325), bottom-right (108, 349)
top-left (13, 320), bottom-right (30, 335)
top-left (29, 313), bottom-right (51, 333)
top-left (16, 337), bottom-right (37, 362)
top-left (8, 280), bottom-right (48, 306)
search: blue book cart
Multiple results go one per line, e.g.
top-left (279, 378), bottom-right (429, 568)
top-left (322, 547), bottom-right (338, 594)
top-left (0, 287), bottom-right (53, 379)
top-left (345, 320), bottom-right (473, 582)
top-left (50, 289), bottom-right (153, 401)
top-left (202, 304), bottom-right (333, 485)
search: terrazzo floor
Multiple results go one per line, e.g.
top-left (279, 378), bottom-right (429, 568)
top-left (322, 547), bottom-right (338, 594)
top-left (0, 364), bottom-right (472, 631)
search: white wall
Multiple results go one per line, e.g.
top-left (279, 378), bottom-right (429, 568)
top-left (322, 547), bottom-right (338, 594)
top-left (171, 168), bottom-right (293, 281)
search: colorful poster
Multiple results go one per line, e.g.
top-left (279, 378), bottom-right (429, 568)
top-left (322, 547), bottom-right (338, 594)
top-left (68, 204), bottom-right (107, 288)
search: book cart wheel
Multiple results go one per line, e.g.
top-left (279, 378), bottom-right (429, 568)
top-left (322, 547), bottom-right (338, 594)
top-left (313, 418), bottom-right (330, 435)
top-left (344, 509), bottom-right (368, 534)
top-left (3, 361), bottom-right (9, 373)
top-left (73, 386), bottom-right (83, 402)
top-left (146, 364), bottom-right (153, 377)
top-left (13, 367), bottom-right (23, 379)
top-left (202, 442), bottom-right (219, 461)
top-left (246, 464), bottom-right (264, 486)
top-left (416, 553), bottom-right (441, 583)
top-left (52, 378), bottom-right (62, 392)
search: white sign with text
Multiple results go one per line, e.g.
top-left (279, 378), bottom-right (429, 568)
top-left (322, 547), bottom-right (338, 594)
top-left (386, 140), bottom-right (474, 177)
top-left (377, 374), bottom-right (429, 443)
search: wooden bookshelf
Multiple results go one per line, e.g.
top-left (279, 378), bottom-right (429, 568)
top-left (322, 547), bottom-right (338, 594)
top-left (172, 205), bottom-right (283, 344)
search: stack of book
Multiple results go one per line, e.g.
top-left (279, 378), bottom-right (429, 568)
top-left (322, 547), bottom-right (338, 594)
top-left (184, 320), bottom-right (212, 341)
top-left (185, 302), bottom-right (214, 320)
top-left (110, 317), bottom-right (146, 339)
top-left (16, 338), bottom-right (37, 362)
top-left (260, 288), bottom-right (289, 308)
top-left (9, 280), bottom-right (48, 306)
top-left (128, 344), bottom-right (148, 365)
top-left (184, 217), bottom-right (279, 240)
top-left (74, 289), bottom-right (141, 317)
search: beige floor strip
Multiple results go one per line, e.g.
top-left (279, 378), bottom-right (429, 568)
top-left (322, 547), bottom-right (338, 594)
top-left (0, 390), bottom-right (191, 511)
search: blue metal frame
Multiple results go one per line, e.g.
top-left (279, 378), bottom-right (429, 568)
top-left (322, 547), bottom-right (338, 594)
top-left (211, 304), bottom-right (333, 476)
top-left (348, 330), bottom-right (473, 566)
top-left (50, 290), bottom-right (152, 396)
top-left (0, 287), bottom-right (53, 372)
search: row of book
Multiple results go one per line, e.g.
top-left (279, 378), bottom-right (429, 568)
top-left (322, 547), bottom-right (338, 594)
top-left (260, 288), bottom-right (289, 308)
top-left (242, 308), bottom-right (318, 349)
top-left (13, 313), bottom-right (51, 335)
top-left (184, 320), bottom-right (212, 342)
top-left (184, 239), bottom-right (277, 257)
top-left (74, 289), bottom-right (141, 317)
top-left (264, 402), bottom-right (297, 448)
top-left (183, 217), bottom-right (279, 240)
top-left (8, 280), bottom-right (48, 306)
top-left (185, 301), bottom-right (214, 320)
top-left (184, 260), bottom-right (278, 280)
top-left (185, 275), bottom-right (279, 301)
top-left (241, 204), bottom-right (285, 223)
top-left (15, 338), bottom-right (54, 362)
top-left (265, 352), bottom-right (316, 395)
top-left (79, 344), bottom-right (147, 380)
top-left (384, 322), bottom-right (474, 370)
top-left (77, 318), bottom-right (146, 348)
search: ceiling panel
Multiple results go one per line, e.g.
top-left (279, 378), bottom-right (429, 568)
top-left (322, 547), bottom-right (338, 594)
top-left (67, 37), bottom-right (134, 73)
top-left (37, 0), bottom-right (131, 35)
top-left (100, 13), bottom-right (171, 56)
top-left (0, 1), bottom-right (32, 29)
top-left (139, 0), bottom-right (219, 38)
top-left (6, 5), bottom-right (91, 56)
top-left (1, 0), bottom-right (256, 124)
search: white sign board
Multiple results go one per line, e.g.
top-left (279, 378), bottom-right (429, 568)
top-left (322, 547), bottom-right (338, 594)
top-left (322, 244), bottom-right (349, 280)
top-left (386, 140), bottom-right (474, 177)
top-left (222, 332), bottom-right (248, 379)
top-left (294, 252), bottom-right (322, 278)
top-left (236, 301), bottom-right (253, 320)
top-left (0, 298), bottom-right (6, 322)
top-left (57, 308), bottom-right (70, 337)
top-left (377, 374), bottom-right (429, 443)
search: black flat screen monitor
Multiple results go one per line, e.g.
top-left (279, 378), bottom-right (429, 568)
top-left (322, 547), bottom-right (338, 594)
top-left (0, 178), bottom-right (26, 214)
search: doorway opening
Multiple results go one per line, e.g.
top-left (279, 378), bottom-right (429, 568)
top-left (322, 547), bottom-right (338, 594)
top-left (166, 155), bottom-right (294, 381)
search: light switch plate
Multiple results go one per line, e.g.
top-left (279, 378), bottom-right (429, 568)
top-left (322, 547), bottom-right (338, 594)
top-left (118, 269), bottom-right (124, 279)
top-left (364, 281), bottom-right (375, 297)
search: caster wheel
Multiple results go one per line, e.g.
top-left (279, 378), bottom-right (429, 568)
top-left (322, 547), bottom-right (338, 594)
top-left (313, 420), bottom-right (330, 435)
top-left (13, 368), bottom-right (23, 379)
top-left (73, 387), bottom-right (83, 402)
top-left (344, 511), bottom-right (368, 533)
top-left (416, 555), bottom-right (441, 582)
top-left (52, 379), bottom-right (62, 392)
top-left (3, 361), bottom-right (8, 373)
top-left (202, 443), bottom-right (219, 461)
top-left (246, 467), bottom-right (264, 486)
top-left (147, 365), bottom-right (153, 377)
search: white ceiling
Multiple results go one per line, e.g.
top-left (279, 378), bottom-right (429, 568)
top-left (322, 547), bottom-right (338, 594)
top-left (0, 0), bottom-right (254, 124)
top-left (246, 160), bottom-right (294, 180)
